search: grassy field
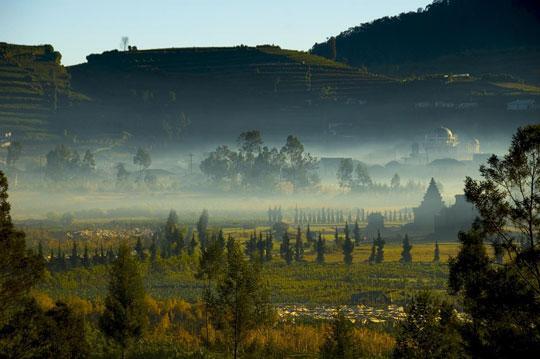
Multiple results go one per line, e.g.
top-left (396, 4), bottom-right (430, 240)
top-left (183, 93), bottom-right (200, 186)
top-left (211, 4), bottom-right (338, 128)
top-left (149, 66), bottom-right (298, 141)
top-left (40, 235), bottom-right (459, 306)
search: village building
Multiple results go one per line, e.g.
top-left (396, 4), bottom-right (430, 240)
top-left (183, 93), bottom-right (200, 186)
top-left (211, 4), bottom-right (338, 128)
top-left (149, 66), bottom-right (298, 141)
top-left (364, 212), bottom-right (384, 238)
top-left (410, 178), bottom-right (445, 234)
top-left (434, 194), bottom-right (478, 240)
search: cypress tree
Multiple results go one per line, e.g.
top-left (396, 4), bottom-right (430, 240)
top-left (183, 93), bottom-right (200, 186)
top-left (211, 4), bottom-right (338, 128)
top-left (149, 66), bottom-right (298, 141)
top-left (353, 220), bottom-right (361, 245)
top-left (82, 243), bottom-right (90, 268)
top-left (316, 232), bottom-right (325, 264)
top-left (433, 240), bottom-right (440, 263)
top-left (70, 242), bottom-right (79, 268)
top-left (188, 232), bottom-right (198, 256)
top-left (375, 231), bottom-right (385, 263)
top-left (306, 224), bottom-right (314, 246)
top-left (99, 244), bottom-right (148, 359)
top-left (294, 226), bottom-right (303, 262)
top-left (400, 234), bottom-right (413, 263)
top-left (134, 238), bottom-right (145, 261)
top-left (265, 233), bottom-right (273, 262)
top-left (150, 237), bottom-right (157, 263)
top-left (257, 232), bottom-right (265, 261)
top-left (343, 222), bottom-right (354, 266)
top-left (368, 241), bottom-right (376, 264)
top-left (37, 241), bottom-right (44, 259)
top-left (280, 232), bottom-right (292, 265)
top-left (197, 209), bottom-right (209, 249)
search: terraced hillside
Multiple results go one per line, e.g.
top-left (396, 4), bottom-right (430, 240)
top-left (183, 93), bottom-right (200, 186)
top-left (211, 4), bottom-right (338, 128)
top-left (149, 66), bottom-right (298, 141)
top-left (0, 43), bottom-right (77, 140)
top-left (68, 46), bottom-right (394, 139)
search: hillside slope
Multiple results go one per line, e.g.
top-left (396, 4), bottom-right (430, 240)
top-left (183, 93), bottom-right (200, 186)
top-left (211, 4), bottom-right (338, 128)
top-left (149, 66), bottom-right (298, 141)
top-left (67, 46), bottom-right (393, 140)
top-left (311, 0), bottom-right (540, 82)
top-left (0, 43), bottom-right (84, 141)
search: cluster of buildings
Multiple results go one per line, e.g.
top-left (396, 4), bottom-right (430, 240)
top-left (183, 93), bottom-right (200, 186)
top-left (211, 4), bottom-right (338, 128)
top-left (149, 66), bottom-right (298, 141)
top-left (404, 126), bottom-right (481, 163)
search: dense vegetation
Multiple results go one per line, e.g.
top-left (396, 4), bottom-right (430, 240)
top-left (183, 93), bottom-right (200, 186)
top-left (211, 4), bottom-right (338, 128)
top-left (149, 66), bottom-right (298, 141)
top-left (311, 0), bottom-right (540, 74)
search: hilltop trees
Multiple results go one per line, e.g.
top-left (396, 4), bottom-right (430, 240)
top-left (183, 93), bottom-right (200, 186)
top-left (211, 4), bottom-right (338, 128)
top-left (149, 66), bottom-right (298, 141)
top-left (100, 244), bottom-right (148, 359)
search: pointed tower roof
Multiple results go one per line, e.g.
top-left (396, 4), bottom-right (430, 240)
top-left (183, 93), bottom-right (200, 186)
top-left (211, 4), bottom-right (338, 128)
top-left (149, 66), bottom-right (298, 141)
top-left (423, 178), bottom-right (443, 204)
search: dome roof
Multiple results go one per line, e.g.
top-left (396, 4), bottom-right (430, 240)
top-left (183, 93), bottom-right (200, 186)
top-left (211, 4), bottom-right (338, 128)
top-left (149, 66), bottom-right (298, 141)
top-left (430, 126), bottom-right (453, 139)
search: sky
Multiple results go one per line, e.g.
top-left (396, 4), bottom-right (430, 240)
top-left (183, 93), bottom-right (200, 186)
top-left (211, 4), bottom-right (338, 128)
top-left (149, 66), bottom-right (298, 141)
top-left (1, 0), bottom-right (430, 66)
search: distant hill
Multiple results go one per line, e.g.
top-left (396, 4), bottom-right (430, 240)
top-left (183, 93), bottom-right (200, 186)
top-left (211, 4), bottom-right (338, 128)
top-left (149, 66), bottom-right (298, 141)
top-left (0, 43), bottom-right (84, 141)
top-left (0, 42), bottom-right (537, 146)
top-left (66, 46), bottom-right (392, 140)
top-left (311, 0), bottom-right (540, 82)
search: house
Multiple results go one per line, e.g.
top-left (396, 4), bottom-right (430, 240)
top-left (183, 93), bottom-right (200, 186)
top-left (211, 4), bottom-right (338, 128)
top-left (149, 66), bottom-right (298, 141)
top-left (507, 99), bottom-right (536, 111)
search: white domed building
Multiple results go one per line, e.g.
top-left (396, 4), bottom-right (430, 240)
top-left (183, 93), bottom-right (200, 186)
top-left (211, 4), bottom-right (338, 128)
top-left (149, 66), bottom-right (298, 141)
top-left (424, 126), bottom-right (459, 161)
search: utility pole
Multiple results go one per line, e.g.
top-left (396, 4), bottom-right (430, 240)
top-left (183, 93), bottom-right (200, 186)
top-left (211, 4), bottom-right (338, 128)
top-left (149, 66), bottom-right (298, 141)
top-left (188, 153), bottom-right (193, 175)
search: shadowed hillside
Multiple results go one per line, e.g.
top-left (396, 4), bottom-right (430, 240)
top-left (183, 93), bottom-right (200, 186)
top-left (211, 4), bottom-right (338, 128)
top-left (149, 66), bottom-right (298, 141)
top-left (311, 0), bottom-right (540, 83)
top-left (0, 43), bottom-right (85, 141)
top-left (66, 45), bottom-right (393, 141)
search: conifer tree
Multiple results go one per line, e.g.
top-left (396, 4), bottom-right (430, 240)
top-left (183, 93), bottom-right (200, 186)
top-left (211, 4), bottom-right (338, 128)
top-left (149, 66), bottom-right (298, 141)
top-left (197, 209), bottom-right (209, 249)
top-left (280, 232), bottom-right (292, 265)
top-left (0, 171), bottom-right (43, 326)
top-left (294, 226), bottom-right (303, 262)
top-left (368, 241), bottom-right (376, 264)
top-left (306, 224), bottom-right (314, 246)
top-left (433, 240), bottom-right (440, 263)
top-left (188, 232), bottom-right (198, 256)
top-left (134, 238), bottom-right (145, 261)
top-left (82, 243), bottom-right (90, 268)
top-left (320, 312), bottom-right (358, 358)
top-left (316, 232), bottom-right (326, 264)
top-left (150, 237), bottom-right (157, 263)
top-left (375, 231), bottom-right (385, 263)
top-left (265, 233), bottom-right (273, 262)
top-left (257, 232), bottom-right (265, 261)
top-left (342, 223), bottom-right (354, 266)
top-left (400, 234), bottom-right (412, 263)
top-left (209, 238), bottom-right (272, 359)
top-left (37, 241), bottom-right (43, 259)
top-left (100, 244), bottom-right (147, 359)
top-left (245, 232), bottom-right (257, 261)
top-left (353, 220), bottom-right (361, 245)
top-left (70, 241), bottom-right (79, 268)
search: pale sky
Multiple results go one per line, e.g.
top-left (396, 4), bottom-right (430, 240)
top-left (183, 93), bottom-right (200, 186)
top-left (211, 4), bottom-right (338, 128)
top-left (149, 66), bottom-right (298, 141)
top-left (1, 0), bottom-right (430, 65)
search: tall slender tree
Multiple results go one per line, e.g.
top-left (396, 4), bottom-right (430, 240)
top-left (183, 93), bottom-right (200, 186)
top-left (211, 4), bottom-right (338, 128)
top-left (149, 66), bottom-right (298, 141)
top-left (343, 223), bottom-right (354, 266)
top-left (400, 234), bottom-right (412, 263)
top-left (0, 171), bottom-right (43, 326)
top-left (294, 226), bottom-right (303, 262)
top-left (316, 232), bottom-right (326, 264)
top-left (99, 244), bottom-right (148, 359)
top-left (280, 232), bottom-right (292, 265)
top-left (209, 238), bottom-right (272, 359)
top-left (375, 231), bottom-right (385, 263)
